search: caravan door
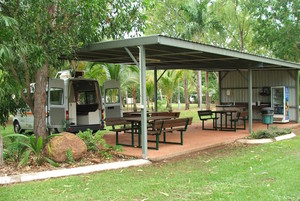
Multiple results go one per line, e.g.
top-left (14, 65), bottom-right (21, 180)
top-left (103, 80), bottom-right (123, 118)
top-left (48, 78), bottom-right (66, 131)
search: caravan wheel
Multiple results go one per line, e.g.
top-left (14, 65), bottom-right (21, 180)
top-left (13, 121), bottom-right (22, 134)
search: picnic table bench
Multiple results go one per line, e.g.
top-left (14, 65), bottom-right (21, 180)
top-left (105, 118), bottom-right (137, 147)
top-left (197, 110), bottom-right (218, 130)
top-left (148, 117), bottom-right (193, 150)
top-left (230, 111), bottom-right (248, 131)
top-left (151, 112), bottom-right (180, 118)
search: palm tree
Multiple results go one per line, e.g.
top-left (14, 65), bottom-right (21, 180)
top-left (181, 0), bottom-right (222, 110)
top-left (159, 70), bottom-right (183, 111)
top-left (181, 70), bottom-right (194, 110)
top-left (146, 72), bottom-right (155, 111)
top-left (85, 63), bottom-right (140, 110)
top-left (120, 66), bottom-right (139, 111)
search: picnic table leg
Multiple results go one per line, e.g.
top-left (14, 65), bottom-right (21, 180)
top-left (138, 123), bottom-right (141, 147)
top-left (163, 128), bottom-right (166, 142)
top-left (116, 131), bottom-right (119, 145)
top-left (225, 113), bottom-right (228, 128)
top-left (214, 113), bottom-right (218, 130)
top-left (156, 134), bottom-right (159, 150)
top-left (220, 114), bottom-right (223, 130)
top-left (180, 131), bottom-right (183, 145)
top-left (131, 122), bottom-right (135, 147)
top-left (230, 112), bottom-right (233, 128)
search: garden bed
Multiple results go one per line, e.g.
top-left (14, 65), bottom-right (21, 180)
top-left (237, 126), bottom-right (296, 144)
top-left (0, 149), bottom-right (134, 177)
top-left (1, 129), bottom-right (135, 177)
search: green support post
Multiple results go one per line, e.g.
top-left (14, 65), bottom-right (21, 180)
top-left (248, 67), bottom-right (253, 133)
top-left (296, 70), bottom-right (299, 123)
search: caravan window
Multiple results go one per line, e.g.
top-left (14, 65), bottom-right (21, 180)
top-left (105, 88), bottom-right (120, 104)
top-left (50, 88), bottom-right (64, 105)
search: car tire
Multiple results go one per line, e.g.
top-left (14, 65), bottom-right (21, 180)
top-left (13, 121), bottom-right (22, 134)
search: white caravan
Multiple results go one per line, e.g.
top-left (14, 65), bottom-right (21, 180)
top-left (13, 71), bottom-right (105, 133)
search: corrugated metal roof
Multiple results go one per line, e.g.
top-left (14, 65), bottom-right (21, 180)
top-left (71, 35), bottom-right (300, 71)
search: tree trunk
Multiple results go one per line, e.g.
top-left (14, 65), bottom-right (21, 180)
top-left (197, 70), bottom-right (202, 110)
top-left (240, 31), bottom-right (243, 52)
top-left (177, 82), bottom-right (180, 110)
top-left (132, 84), bottom-right (137, 112)
top-left (0, 127), bottom-right (3, 167)
top-left (125, 90), bottom-right (129, 111)
top-left (159, 89), bottom-right (163, 100)
top-left (120, 89), bottom-right (125, 107)
top-left (205, 71), bottom-right (210, 110)
top-left (33, 62), bottom-right (48, 139)
top-left (184, 76), bottom-right (189, 110)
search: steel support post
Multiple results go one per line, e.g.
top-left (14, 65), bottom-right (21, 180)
top-left (296, 70), bottom-right (299, 123)
top-left (154, 68), bottom-right (158, 112)
top-left (139, 46), bottom-right (148, 159)
top-left (248, 67), bottom-right (253, 133)
top-left (218, 71), bottom-right (221, 106)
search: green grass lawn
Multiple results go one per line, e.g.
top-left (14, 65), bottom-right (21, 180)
top-left (1, 133), bottom-right (300, 200)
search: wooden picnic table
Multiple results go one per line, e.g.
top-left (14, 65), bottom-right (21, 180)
top-left (212, 110), bottom-right (237, 131)
top-left (123, 116), bottom-right (174, 147)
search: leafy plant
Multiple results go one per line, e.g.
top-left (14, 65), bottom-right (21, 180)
top-left (77, 129), bottom-right (123, 158)
top-left (251, 126), bottom-right (292, 139)
top-left (3, 135), bottom-right (27, 162)
top-left (4, 134), bottom-right (60, 167)
top-left (77, 129), bottom-right (105, 152)
top-left (66, 148), bottom-right (75, 164)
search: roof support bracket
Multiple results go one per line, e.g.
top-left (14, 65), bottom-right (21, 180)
top-left (157, 70), bottom-right (167, 82)
top-left (220, 71), bottom-right (229, 82)
top-left (125, 47), bottom-right (139, 66)
top-left (287, 70), bottom-right (296, 80)
top-left (237, 69), bottom-right (248, 82)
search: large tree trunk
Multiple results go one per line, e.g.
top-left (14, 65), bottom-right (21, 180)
top-left (197, 70), bottom-right (202, 110)
top-left (205, 71), bottom-right (210, 110)
top-left (0, 127), bottom-right (3, 167)
top-left (184, 76), bottom-right (189, 110)
top-left (33, 62), bottom-right (48, 139)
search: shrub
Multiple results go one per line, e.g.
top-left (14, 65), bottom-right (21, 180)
top-left (77, 129), bottom-right (123, 158)
top-left (251, 126), bottom-right (293, 139)
top-left (77, 129), bottom-right (106, 152)
top-left (66, 148), bottom-right (75, 164)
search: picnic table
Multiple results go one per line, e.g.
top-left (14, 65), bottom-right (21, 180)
top-left (212, 110), bottom-right (237, 131)
top-left (106, 113), bottom-right (192, 150)
top-left (123, 116), bottom-right (172, 147)
top-left (198, 110), bottom-right (239, 131)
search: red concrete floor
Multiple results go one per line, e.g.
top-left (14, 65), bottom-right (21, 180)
top-left (103, 121), bottom-right (300, 161)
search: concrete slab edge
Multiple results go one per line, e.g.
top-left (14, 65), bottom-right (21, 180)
top-left (237, 132), bottom-right (296, 144)
top-left (149, 139), bottom-right (236, 162)
top-left (0, 159), bottom-right (151, 185)
top-left (274, 133), bottom-right (296, 141)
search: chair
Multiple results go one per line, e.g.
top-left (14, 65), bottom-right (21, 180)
top-left (197, 110), bottom-right (218, 130)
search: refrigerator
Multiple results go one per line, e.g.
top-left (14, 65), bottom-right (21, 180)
top-left (271, 86), bottom-right (289, 123)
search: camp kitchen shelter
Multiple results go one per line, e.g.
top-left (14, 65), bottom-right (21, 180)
top-left (73, 35), bottom-right (300, 159)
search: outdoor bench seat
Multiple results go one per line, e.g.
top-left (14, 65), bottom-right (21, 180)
top-left (197, 110), bottom-right (218, 130)
top-left (105, 118), bottom-right (137, 147)
top-left (230, 111), bottom-right (248, 131)
top-left (151, 112), bottom-right (180, 118)
top-left (148, 117), bottom-right (193, 150)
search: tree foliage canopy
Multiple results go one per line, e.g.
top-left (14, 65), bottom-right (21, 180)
top-left (0, 0), bottom-right (147, 136)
